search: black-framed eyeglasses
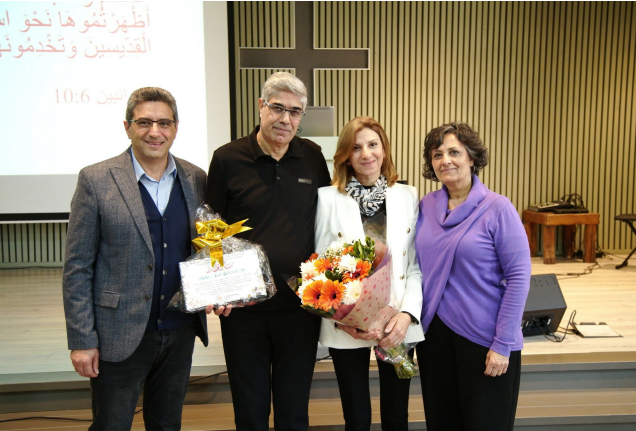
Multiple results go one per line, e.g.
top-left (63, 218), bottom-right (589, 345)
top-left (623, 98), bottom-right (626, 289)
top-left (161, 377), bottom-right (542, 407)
top-left (263, 101), bottom-right (305, 120)
top-left (129, 119), bottom-right (176, 129)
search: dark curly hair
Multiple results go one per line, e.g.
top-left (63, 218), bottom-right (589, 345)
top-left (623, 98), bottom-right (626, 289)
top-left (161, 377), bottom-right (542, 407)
top-left (422, 122), bottom-right (488, 181)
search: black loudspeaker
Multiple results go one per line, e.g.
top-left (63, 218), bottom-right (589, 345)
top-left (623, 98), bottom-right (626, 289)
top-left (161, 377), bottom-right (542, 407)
top-left (521, 274), bottom-right (567, 336)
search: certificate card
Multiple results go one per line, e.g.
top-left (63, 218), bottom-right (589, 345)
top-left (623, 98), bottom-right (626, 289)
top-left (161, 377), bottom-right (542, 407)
top-left (178, 249), bottom-right (268, 310)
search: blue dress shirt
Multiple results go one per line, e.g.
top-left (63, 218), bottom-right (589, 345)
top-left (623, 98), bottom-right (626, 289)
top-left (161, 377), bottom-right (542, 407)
top-left (131, 149), bottom-right (177, 215)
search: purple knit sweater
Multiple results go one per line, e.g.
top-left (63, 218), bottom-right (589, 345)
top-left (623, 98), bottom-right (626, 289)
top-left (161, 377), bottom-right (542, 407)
top-left (415, 175), bottom-right (531, 356)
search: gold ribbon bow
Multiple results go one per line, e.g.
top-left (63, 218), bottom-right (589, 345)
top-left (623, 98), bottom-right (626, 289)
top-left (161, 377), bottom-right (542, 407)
top-left (192, 219), bottom-right (252, 267)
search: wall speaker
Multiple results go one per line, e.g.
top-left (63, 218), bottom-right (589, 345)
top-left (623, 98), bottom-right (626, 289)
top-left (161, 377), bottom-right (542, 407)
top-left (521, 274), bottom-right (567, 336)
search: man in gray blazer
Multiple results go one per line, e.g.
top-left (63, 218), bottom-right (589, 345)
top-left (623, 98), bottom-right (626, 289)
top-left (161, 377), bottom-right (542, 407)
top-left (63, 87), bottom-right (208, 430)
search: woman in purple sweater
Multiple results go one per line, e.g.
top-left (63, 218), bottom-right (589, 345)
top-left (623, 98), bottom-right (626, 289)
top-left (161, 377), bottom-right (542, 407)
top-left (415, 123), bottom-right (531, 431)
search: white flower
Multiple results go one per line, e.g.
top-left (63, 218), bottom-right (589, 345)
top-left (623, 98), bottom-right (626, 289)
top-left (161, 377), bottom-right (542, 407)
top-left (297, 278), bottom-right (312, 299)
top-left (324, 241), bottom-right (345, 258)
top-left (342, 280), bottom-right (362, 305)
top-left (300, 260), bottom-right (317, 279)
top-left (314, 273), bottom-right (328, 283)
top-left (338, 254), bottom-right (358, 273)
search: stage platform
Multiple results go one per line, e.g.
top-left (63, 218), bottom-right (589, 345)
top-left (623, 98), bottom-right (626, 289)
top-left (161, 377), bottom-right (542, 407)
top-left (1, 255), bottom-right (635, 429)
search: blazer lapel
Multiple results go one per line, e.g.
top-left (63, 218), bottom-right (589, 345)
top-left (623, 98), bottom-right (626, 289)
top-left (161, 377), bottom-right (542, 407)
top-left (175, 159), bottom-right (198, 238)
top-left (385, 186), bottom-right (400, 247)
top-left (109, 150), bottom-right (154, 255)
top-left (337, 192), bottom-right (366, 241)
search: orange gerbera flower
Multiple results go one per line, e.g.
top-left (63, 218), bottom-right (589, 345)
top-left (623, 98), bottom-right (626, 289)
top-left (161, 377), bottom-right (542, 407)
top-left (302, 281), bottom-right (323, 307)
top-left (341, 272), bottom-right (354, 284)
top-left (341, 260), bottom-right (373, 283)
top-left (317, 280), bottom-right (345, 311)
top-left (314, 258), bottom-right (332, 273)
top-left (342, 246), bottom-right (353, 255)
top-left (357, 260), bottom-right (372, 278)
top-left (307, 253), bottom-right (319, 262)
top-left (342, 273), bottom-right (359, 283)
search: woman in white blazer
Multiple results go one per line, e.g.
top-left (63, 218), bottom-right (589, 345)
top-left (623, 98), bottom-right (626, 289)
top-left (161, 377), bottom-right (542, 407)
top-left (315, 117), bottom-right (424, 431)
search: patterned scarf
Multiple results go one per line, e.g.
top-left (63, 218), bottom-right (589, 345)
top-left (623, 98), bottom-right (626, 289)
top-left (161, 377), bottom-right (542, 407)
top-left (345, 175), bottom-right (388, 217)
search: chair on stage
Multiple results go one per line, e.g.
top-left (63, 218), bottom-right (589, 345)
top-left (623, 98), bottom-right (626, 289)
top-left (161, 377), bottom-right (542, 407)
top-left (615, 214), bottom-right (636, 269)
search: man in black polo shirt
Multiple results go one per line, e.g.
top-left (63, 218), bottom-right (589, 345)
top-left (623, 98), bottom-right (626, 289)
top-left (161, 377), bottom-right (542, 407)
top-left (205, 72), bottom-right (331, 431)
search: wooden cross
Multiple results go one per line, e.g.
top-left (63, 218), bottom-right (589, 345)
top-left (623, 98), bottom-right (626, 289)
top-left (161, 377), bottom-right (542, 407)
top-left (239, 1), bottom-right (369, 105)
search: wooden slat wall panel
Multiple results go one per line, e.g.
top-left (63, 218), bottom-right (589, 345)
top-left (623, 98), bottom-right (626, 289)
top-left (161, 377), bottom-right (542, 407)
top-left (232, 1), bottom-right (635, 252)
top-left (0, 223), bottom-right (66, 265)
top-left (234, 1), bottom-right (294, 138)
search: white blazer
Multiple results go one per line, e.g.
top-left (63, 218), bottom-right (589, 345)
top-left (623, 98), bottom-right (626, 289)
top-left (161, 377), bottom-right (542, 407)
top-left (315, 184), bottom-right (425, 349)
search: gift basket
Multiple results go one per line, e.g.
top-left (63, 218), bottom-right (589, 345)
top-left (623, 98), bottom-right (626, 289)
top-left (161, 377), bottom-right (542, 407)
top-left (169, 204), bottom-right (276, 312)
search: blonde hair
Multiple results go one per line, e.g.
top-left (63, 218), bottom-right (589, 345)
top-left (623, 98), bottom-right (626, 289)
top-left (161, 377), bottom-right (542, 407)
top-left (332, 117), bottom-right (398, 193)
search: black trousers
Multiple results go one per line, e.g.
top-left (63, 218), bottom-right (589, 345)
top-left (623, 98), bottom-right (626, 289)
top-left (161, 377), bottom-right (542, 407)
top-left (329, 346), bottom-right (413, 431)
top-left (89, 324), bottom-right (197, 431)
top-left (416, 314), bottom-right (521, 431)
top-left (220, 307), bottom-right (321, 431)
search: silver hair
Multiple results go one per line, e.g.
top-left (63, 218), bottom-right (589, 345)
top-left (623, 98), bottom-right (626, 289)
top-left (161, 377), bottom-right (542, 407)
top-left (261, 72), bottom-right (308, 110)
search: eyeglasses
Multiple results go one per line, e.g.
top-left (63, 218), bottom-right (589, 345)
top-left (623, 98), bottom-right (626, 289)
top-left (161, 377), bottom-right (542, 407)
top-left (263, 101), bottom-right (305, 120)
top-left (130, 119), bottom-right (176, 129)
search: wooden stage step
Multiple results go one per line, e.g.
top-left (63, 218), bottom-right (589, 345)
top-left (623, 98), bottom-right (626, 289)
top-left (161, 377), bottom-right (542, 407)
top-left (1, 353), bottom-right (636, 430)
top-left (1, 389), bottom-right (635, 430)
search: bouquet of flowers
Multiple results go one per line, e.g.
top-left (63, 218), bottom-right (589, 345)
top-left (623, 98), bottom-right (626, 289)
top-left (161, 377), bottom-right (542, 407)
top-left (293, 237), bottom-right (418, 379)
top-left (297, 238), bottom-right (373, 319)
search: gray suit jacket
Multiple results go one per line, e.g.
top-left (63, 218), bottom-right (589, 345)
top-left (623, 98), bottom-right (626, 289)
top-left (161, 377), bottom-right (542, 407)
top-left (63, 148), bottom-right (208, 362)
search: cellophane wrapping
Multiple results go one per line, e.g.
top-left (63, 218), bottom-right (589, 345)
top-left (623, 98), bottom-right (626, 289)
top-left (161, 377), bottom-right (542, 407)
top-left (168, 206), bottom-right (276, 312)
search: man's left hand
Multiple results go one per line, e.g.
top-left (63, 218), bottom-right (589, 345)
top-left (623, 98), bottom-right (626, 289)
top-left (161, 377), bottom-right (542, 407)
top-left (378, 312), bottom-right (412, 348)
top-left (205, 304), bottom-right (232, 316)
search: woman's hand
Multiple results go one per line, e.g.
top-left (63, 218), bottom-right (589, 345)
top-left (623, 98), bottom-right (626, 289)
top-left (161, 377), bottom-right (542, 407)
top-left (378, 312), bottom-right (412, 348)
top-left (373, 241), bottom-right (388, 267)
top-left (205, 304), bottom-right (232, 317)
top-left (484, 349), bottom-right (509, 377)
top-left (336, 323), bottom-right (380, 341)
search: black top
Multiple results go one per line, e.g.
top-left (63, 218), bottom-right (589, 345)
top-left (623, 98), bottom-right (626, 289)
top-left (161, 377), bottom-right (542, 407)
top-left (358, 183), bottom-right (387, 239)
top-left (360, 203), bottom-right (387, 240)
top-left (205, 126), bottom-right (331, 310)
